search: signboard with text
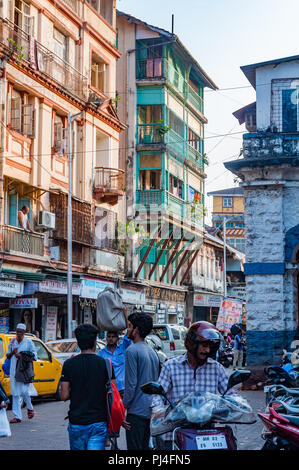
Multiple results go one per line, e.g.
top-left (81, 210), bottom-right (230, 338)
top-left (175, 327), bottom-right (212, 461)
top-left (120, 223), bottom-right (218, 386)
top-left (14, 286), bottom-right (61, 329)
top-left (0, 279), bottom-right (24, 298)
top-left (80, 278), bottom-right (115, 299)
top-left (10, 298), bottom-right (38, 309)
top-left (45, 307), bottom-right (58, 342)
top-left (39, 280), bottom-right (81, 295)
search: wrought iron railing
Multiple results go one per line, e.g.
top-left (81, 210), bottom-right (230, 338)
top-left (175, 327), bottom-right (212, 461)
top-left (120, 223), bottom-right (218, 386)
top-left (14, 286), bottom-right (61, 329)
top-left (137, 124), bottom-right (165, 145)
top-left (94, 167), bottom-right (125, 193)
top-left (0, 18), bottom-right (87, 100)
top-left (2, 225), bottom-right (44, 257)
top-left (136, 190), bottom-right (163, 208)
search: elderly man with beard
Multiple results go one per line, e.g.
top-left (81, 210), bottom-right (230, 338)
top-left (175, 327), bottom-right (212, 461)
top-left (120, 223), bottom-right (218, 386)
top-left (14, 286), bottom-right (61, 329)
top-left (6, 323), bottom-right (37, 423)
top-left (151, 321), bottom-right (237, 450)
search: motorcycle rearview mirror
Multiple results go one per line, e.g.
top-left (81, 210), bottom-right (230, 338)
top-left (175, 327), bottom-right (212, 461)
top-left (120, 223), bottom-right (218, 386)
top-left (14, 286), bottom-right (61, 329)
top-left (141, 382), bottom-right (165, 396)
top-left (223, 370), bottom-right (251, 396)
top-left (141, 382), bottom-right (175, 409)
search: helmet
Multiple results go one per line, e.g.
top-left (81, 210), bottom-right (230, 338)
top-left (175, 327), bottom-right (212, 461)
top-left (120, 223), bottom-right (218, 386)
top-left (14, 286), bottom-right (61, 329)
top-left (185, 321), bottom-right (221, 358)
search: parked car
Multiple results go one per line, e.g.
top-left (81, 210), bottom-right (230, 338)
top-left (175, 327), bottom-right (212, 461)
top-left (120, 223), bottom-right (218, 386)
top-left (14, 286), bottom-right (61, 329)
top-left (46, 338), bottom-right (106, 364)
top-left (152, 324), bottom-right (187, 359)
top-left (0, 332), bottom-right (62, 401)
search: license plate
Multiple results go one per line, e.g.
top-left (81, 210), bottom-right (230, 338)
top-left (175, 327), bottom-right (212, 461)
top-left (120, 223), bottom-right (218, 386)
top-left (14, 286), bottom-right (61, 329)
top-left (196, 434), bottom-right (228, 450)
top-left (264, 385), bottom-right (272, 392)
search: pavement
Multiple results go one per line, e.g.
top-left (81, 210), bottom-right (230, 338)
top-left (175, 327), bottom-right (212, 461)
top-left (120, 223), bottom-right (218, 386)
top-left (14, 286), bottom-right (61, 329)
top-left (0, 388), bottom-right (266, 450)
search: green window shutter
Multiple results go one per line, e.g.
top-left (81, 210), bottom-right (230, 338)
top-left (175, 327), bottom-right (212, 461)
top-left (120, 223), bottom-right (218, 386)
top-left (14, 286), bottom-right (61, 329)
top-left (9, 194), bottom-right (18, 227)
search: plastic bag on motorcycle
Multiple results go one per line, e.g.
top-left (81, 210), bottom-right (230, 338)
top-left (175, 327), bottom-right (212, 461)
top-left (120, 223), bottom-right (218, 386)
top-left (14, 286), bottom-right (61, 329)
top-left (150, 391), bottom-right (255, 437)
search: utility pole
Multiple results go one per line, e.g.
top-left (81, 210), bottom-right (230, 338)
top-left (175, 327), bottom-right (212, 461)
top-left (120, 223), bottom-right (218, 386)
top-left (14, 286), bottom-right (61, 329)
top-left (223, 217), bottom-right (227, 297)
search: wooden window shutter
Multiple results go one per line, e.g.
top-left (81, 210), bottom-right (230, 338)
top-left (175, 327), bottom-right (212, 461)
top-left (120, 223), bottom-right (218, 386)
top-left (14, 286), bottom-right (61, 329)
top-left (22, 103), bottom-right (34, 137)
top-left (11, 97), bottom-right (22, 132)
top-left (54, 121), bottom-right (63, 153)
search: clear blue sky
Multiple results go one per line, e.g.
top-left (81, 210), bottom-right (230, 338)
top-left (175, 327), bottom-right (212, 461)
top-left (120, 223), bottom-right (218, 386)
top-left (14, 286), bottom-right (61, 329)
top-left (117, 0), bottom-right (299, 222)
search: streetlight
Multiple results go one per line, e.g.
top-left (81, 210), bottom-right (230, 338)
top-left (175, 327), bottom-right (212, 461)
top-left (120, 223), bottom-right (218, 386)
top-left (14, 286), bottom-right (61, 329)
top-left (67, 99), bottom-right (108, 339)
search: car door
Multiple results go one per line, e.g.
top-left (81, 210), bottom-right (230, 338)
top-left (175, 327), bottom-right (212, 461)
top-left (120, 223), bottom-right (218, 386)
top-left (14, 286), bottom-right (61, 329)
top-left (32, 340), bottom-right (60, 395)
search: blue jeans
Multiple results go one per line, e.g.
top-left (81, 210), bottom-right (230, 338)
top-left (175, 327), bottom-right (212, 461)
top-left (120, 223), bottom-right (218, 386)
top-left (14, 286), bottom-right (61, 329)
top-left (68, 421), bottom-right (108, 450)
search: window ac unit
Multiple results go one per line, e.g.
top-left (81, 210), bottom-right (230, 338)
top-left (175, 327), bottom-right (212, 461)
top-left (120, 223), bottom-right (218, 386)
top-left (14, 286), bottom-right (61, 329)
top-left (38, 211), bottom-right (56, 229)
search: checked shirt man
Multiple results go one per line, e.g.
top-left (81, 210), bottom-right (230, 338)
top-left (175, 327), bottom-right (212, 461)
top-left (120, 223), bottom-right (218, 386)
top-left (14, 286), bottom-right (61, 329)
top-left (151, 321), bottom-right (237, 449)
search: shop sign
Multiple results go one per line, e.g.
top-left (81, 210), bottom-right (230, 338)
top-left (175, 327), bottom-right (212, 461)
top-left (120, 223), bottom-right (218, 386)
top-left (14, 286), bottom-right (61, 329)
top-left (44, 306), bottom-right (58, 342)
top-left (23, 282), bottom-right (39, 295)
top-left (0, 279), bottom-right (24, 298)
top-left (143, 299), bottom-right (157, 313)
top-left (80, 277), bottom-right (115, 299)
top-left (10, 298), bottom-right (38, 309)
top-left (39, 279), bottom-right (81, 295)
top-left (216, 297), bottom-right (243, 333)
top-left (156, 303), bottom-right (167, 324)
top-left (227, 286), bottom-right (246, 301)
top-left (145, 286), bottom-right (185, 303)
top-left (120, 285), bottom-right (146, 305)
top-left (194, 293), bottom-right (222, 308)
top-left (0, 308), bottom-right (10, 333)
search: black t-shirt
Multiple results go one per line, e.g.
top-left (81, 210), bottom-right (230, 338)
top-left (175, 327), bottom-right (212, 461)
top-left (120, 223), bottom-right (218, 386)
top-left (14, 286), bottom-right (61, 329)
top-left (61, 354), bottom-right (111, 425)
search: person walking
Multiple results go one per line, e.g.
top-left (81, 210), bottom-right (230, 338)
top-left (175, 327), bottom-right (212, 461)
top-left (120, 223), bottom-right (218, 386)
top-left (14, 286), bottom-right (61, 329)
top-left (232, 328), bottom-right (244, 370)
top-left (60, 323), bottom-right (113, 451)
top-left (97, 308), bottom-right (131, 398)
top-left (122, 312), bottom-right (159, 450)
top-left (6, 324), bottom-right (37, 423)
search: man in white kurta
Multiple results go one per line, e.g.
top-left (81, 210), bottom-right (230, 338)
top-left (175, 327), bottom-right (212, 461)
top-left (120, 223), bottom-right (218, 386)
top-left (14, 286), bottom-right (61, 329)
top-left (6, 324), bottom-right (37, 423)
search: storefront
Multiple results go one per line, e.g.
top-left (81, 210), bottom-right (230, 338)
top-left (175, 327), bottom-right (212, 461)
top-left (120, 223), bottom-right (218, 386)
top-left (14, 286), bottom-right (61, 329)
top-left (79, 276), bottom-right (116, 327)
top-left (0, 278), bottom-right (24, 333)
top-left (144, 286), bottom-right (186, 325)
top-left (119, 282), bottom-right (145, 314)
top-left (193, 292), bottom-right (223, 324)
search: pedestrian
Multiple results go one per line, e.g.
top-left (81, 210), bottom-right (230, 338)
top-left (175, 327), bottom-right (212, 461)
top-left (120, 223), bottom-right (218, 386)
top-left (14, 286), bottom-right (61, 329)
top-left (97, 307), bottom-right (131, 398)
top-left (5, 323), bottom-right (37, 423)
top-left (122, 312), bottom-right (159, 451)
top-left (232, 328), bottom-right (244, 370)
top-left (60, 323), bottom-right (113, 450)
top-left (17, 206), bottom-right (33, 232)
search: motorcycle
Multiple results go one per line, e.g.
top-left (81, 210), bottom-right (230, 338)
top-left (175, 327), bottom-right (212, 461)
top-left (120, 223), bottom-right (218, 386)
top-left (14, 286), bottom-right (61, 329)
top-left (141, 370), bottom-right (256, 451)
top-left (218, 345), bottom-right (234, 368)
top-left (258, 399), bottom-right (299, 450)
top-left (261, 366), bottom-right (299, 405)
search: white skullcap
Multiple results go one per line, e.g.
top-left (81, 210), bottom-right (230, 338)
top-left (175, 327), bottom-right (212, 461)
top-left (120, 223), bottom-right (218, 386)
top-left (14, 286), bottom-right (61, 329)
top-left (16, 323), bottom-right (26, 331)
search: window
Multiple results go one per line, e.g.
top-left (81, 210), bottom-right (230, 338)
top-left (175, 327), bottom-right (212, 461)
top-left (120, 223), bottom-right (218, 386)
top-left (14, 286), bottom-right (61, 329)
top-left (14, 0), bottom-right (34, 36)
top-left (235, 222), bottom-right (245, 228)
top-left (169, 174), bottom-right (184, 199)
top-left (53, 114), bottom-right (66, 154)
top-left (228, 238), bottom-right (245, 252)
top-left (10, 89), bottom-right (35, 137)
top-left (138, 105), bottom-right (162, 124)
top-left (171, 326), bottom-right (180, 340)
top-left (188, 128), bottom-right (201, 152)
top-left (168, 109), bottom-right (184, 137)
top-left (33, 341), bottom-right (51, 361)
top-left (91, 54), bottom-right (108, 94)
top-left (223, 197), bottom-right (232, 208)
top-left (53, 28), bottom-right (67, 61)
top-left (94, 207), bottom-right (117, 250)
top-left (139, 170), bottom-right (161, 190)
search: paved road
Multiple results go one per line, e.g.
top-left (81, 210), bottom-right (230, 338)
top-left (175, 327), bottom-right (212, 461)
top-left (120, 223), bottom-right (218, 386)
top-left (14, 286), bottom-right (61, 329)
top-left (0, 390), bottom-right (265, 450)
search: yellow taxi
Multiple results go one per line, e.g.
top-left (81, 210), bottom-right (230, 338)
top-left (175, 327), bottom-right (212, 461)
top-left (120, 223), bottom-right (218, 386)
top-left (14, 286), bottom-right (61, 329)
top-left (0, 332), bottom-right (62, 400)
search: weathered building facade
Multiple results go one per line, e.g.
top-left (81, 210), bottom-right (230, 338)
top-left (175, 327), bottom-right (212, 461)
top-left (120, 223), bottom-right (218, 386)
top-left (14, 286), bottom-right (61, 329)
top-left (226, 55), bottom-right (299, 368)
top-left (0, 0), bottom-right (126, 339)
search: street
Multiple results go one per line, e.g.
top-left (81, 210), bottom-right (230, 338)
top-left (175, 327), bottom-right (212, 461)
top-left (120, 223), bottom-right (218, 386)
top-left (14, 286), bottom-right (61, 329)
top-left (0, 390), bottom-right (265, 451)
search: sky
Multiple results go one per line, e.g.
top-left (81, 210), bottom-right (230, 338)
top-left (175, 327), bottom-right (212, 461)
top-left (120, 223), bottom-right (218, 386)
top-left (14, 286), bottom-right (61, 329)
top-left (117, 0), bottom-right (299, 222)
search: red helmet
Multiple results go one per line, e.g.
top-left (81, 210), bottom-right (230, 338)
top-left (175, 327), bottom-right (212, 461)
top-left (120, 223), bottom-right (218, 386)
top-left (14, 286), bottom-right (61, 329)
top-left (185, 321), bottom-right (221, 357)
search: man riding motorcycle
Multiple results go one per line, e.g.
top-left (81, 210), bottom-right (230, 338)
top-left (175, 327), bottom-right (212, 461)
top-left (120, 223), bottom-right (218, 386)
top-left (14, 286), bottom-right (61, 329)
top-left (151, 321), bottom-right (239, 450)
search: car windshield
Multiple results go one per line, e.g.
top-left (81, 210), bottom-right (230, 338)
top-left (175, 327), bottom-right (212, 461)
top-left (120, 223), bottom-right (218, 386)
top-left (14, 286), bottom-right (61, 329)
top-left (152, 327), bottom-right (169, 341)
top-left (47, 341), bottom-right (78, 353)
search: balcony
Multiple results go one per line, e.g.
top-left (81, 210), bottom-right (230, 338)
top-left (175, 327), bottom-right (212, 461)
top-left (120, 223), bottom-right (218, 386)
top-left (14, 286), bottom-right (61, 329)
top-left (136, 57), bottom-right (204, 115)
top-left (136, 189), bottom-right (163, 209)
top-left (93, 167), bottom-right (125, 205)
top-left (187, 145), bottom-right (204, 171)
top-left (0, 19), bottom-right (87, 100)
top-left (137, 124), bottom-right (165, 146)
top-left (2, 225), bottom-right (45, 257)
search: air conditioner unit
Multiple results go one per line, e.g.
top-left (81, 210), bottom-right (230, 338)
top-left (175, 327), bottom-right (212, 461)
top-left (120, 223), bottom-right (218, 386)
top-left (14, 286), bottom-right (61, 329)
top-left (37, 211), bottom-right (56, 229)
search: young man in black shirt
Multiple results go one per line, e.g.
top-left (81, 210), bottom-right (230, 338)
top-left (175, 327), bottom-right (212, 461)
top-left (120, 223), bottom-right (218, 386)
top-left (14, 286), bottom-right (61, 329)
top-left (60, 323), bottom-right (112, 450)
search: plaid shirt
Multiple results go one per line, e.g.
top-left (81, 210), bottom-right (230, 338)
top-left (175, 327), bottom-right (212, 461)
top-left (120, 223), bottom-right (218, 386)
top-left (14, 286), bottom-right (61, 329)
top-left (151, 353), bottom-right (235, 441)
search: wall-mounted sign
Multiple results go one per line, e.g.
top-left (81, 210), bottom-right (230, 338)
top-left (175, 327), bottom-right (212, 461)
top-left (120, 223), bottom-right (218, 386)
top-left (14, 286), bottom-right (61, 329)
top-left (80, 277), bottom-right (115, 299)
top-left (194, 293), bottom-right (222, 308)
top-left (120, 285), bottom-right (146, 305)
top-left (10, 298), bottom-right (38, 309)
top-left (0, 308), bottom-right (10, 333)
top-left (39, 280), bottom-right (81, 295)
top-left (0, 279), bottom-right (24, 298)
top-left (216, 297), bottom-right (243, 333)
top-left (227, 286), bottom-right (246, 301)
top-left (45, 306), bottom-right (58, 343)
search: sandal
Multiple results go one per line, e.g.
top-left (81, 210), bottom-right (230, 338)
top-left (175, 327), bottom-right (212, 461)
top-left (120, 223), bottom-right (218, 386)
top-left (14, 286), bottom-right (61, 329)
top-left (10, 418), bottom-right (21, 423)
top-left (27, 409), bottom-right (34, 419)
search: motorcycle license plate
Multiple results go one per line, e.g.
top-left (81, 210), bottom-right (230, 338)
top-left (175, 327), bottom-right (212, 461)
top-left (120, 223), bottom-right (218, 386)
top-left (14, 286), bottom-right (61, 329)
top-left (196, 434), bottom-right (228, 450)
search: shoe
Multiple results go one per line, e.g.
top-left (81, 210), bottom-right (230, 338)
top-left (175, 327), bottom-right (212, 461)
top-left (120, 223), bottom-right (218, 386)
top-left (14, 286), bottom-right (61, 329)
top-left (27, 409), bottom-right (34, 419)
top-left (10, 418), bottom-right (21, 423)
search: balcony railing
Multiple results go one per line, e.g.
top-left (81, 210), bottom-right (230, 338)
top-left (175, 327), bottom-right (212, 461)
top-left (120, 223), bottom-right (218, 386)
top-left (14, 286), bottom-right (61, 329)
top-left (137, 124), bottom-right (165, 145)
top-left (2, 225), bottom-right (44, 257)
top-left (136, 57), bottom-right (204, 114)
top-left (94, 167), bottom-right (125, 195)
top-left (136, 189), bottom-right (163, 208)
top-left (0, 19), bottom-right (87, 100)
top-left (187, 144), bottom-right (204, 170)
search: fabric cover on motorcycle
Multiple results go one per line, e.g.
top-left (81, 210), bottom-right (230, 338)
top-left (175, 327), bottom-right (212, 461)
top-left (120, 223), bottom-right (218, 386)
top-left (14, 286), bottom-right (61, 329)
top-left (96, 287), bottom-right (126, 332)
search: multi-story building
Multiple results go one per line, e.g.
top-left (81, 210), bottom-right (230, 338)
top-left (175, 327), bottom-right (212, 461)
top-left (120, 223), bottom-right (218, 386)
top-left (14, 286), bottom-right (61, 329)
top-left (116, 11), bottom-right (220, 325)
top-left (225, 54), bottom-right (299, 371)
top-left (207, 186), bottom-right (245, 252)
top-left (0, 0), bottom-right (126, 339)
